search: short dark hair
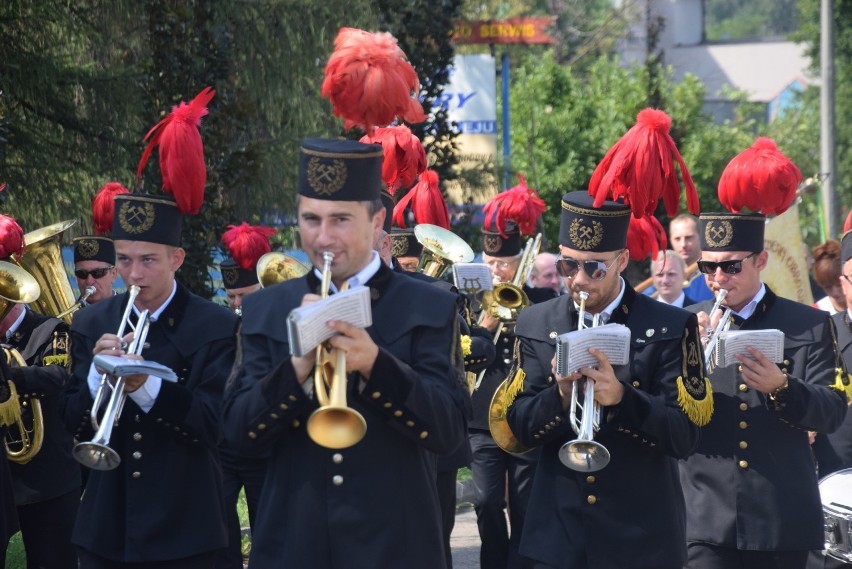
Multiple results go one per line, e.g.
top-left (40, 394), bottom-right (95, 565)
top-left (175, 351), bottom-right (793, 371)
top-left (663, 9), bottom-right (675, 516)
top-left (812, 239), bottom-right (841, 288)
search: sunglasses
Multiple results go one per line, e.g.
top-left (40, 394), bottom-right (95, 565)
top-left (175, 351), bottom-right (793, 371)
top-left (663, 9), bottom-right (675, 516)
top-left (696, 253), bottom-right (756, 275)
top-left (555, 252), bottom-right (623, 281)
top-left (74, 266), bottom-right (113, 280)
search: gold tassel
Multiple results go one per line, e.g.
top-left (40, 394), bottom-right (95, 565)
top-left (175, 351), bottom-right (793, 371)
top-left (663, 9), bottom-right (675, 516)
top-left (504, 368), bottom-right (525, 408)
top-left (460, 335), bottom-right (472, 358)
top-left (43, 354), bottom-right (68, 368)
top-left (0, 381), bottom-right (22, 428)
top-left (676, 376), bottom-right (714, 427)
top-left (829, 368), bottom-right (852, 403)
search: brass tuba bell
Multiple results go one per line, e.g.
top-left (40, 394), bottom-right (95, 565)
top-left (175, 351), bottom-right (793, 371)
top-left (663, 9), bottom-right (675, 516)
top-left (413, 224), bottom-right (475, 279)
top-left (0, 261), bottom-right (45, 464)
top-left (12, 219), bottom-right (78, 324)
top-left (256, 252), bottom-right (310, 288)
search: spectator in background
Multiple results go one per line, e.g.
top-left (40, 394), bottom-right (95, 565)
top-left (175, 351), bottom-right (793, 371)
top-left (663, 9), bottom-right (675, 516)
top-left (643, 214), bottom-right (714, 302)
top-left (811, 240), bottom-right (845, 315)
top-left (651, 250), bottom-right (695, 307)
top-left (528, 252), bottom-right (564, 295)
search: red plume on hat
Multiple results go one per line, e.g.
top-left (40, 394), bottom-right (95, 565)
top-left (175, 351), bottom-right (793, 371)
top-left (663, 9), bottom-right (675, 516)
top-left (717, 137), bottom-right (801, 216)
top-left (221, 223), bottom-right (276, 270)
top-left (588, 108), bottom-right (699, 219)
top-left (0, 215), bottom-right (25, 259)
top-left (482, 175), bottom-right (546, 238)
top-left (626, 214), bottom-right (667, 262)
top-left (393, 170), bottom-right (450, 230)
top-left (360, 125), bottom-right (426, 195)
top-left (321, 28), bottom-right (426, 133)
top-left (844, 209), bottom-right (852, 233)
top-left (91, 182), bottom-right (130, 235)
top-left (136, 87), bottom-right (215, 215)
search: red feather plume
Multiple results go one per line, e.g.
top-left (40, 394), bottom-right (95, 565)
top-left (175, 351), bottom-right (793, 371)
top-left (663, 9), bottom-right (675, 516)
top-left (626, 215), bottom-right (667, 262)
top-left (717, 137), bottom-right (801, 216)
top-left (221, 223), bottom-right (276, 270)
top-left (482, 175), bottom-right (546, 238)
top-left (136, 87), bottom-right (215, 214)
top-left (588, 108), bottom-right (699, 219)
top-left (844, 209), bottom-right (852, 234)
top-left (0, 215), bottom-right (25, 259)
top-left (360, 125), bottom-right (426, 194)
top-left (92, 182), bottom-right (130, 235)
top-left (322, 28), bottom-right (426, 132)
top-left (392, 170), bottom-right (450, 230)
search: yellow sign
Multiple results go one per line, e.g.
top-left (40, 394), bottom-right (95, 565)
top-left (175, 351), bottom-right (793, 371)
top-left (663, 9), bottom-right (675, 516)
top-left (763, 204), bottom-right (813, 304)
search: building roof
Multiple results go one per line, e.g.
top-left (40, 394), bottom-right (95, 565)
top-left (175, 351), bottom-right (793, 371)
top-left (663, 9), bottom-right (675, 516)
top-left (666, 40), bottom-right (813, 103)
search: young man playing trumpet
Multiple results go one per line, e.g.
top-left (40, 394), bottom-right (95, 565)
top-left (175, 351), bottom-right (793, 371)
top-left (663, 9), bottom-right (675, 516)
top-left (679, 140), bottom-right (848, 569)
top-left (223, 139), bottom-right (468, 569)
top-left (505, 191), bottom-right (709, 569)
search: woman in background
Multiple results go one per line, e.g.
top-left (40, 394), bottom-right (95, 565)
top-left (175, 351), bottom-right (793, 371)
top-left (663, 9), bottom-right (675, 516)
top-left (812, 240), bottom-right (846, 315)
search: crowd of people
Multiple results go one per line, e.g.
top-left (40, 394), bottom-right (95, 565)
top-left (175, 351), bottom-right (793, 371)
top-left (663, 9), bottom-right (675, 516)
top-left (0, 27), bottom-right (850, 569)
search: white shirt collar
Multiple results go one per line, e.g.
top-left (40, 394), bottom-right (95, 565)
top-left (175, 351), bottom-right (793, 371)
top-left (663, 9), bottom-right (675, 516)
top-left (657, 291), bottom-right (685, 308)
top-left (733, 283), bottom-right (766, 320)
top-left (314, 251), bottom-right (381, 294)
top-left (132, 280), bottom-right (177, 323)
top-left (5, 307), bottom-right (27, 341)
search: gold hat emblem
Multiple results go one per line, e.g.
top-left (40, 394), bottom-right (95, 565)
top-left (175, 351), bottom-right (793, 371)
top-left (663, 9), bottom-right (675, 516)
top-left (482, 234), bottom-right (502, 255)
top-left (77, 239), bottom-right (99, 258)
top-left (704, 220), bottom-right (733, 248)
top-left (569, 218), bottom-right (603, 251)
top-left (307, 157), bottom-right (347, 196)
top-left (222, 266), bottom-right (239, 287)
top-left (118, 202), bottom-right (156, 235)
top-left (391, 235), bottom-right (409, 257)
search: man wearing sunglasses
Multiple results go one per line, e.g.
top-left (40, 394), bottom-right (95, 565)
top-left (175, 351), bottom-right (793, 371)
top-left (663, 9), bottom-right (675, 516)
top-left (505, 191), bottom-right (709, 569)
top-left (72, 236), bottom-right (118, 305)
top-left (679, 210), bottom-right (848, 569)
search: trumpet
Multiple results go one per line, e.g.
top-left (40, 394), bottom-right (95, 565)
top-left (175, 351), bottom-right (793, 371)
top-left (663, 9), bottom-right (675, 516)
top-left (557, 291), bottom-right (611, 472)
top-left (73, 285), bottom-right (149, 470)
top-left (56, 286), bottom-right (96, 320)
top-left (703, 289), bottom-right (733, 373)
top-left (305, 252), bottom-right (367, 449)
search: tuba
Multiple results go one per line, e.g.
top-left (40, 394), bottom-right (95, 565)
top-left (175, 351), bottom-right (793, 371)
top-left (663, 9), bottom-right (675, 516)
top-left (305, 252), bottom-right (367, 449)
top-left (0, 261), bottom-right (44, 464)
top-left (558, 291), bottom-right (611, 472)
top-left (413, 224), bottom-right (475, 279)
top-left (486, 233), bottom-right (542, 454)
top-left (12, 219), bottom-right (78, 324)
top-left (256, 252), bottom-right (310, 288)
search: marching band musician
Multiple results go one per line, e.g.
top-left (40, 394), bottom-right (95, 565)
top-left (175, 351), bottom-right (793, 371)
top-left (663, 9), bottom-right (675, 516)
top-left (216, 222), bottom-right (275, 569)
top-left (470, 175), bottom-right (553, 569)
top-left (0, 353), bottom-right (20, 569)
top-left (505, 191), bottom-right (708, 569)
top-left (0, 214), bottom-right (79, 568)
top-left (62, 88), bottom-right (239, 568)
top-left (73, 236), bottom-right (118, 306)
top-left (223, 138), bottom-right (468, 569)
top-left (679, 139), bottom-right (849, 569)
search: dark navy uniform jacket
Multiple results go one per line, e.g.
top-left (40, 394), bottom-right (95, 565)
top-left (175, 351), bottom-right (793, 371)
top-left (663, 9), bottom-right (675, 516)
top-left (223, 263), bottom-right (468, 569)
top-left (812, 310), bottom-right (852, 477)
top-left (62, 284), bottom-right (238, 562)
top-left (507, 285), bottom-right (703, 569)
top-left (6, 310), bottom-right (78, 505)
top-left (681, 287), bottom-right (848, 551)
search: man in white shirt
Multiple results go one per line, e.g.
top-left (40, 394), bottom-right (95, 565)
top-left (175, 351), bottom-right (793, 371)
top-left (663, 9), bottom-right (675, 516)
top-left (651, 250), bottom-right (694, 307)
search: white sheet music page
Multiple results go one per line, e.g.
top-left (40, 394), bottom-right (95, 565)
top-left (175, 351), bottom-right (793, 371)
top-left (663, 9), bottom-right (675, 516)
top-left (286, 286), bottom-right (373, 357)
top-left (716, 329), bottom-right (784, 368)
top-left (555, 324), bottom-right (631, 376)
top-left (452, 263), bottom-right (494, 293)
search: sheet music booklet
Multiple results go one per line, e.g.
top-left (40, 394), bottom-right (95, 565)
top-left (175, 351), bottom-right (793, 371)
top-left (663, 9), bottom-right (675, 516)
top-left (286, 285), bottom-right (373, 357)
top-left (715, 329), bottom-right (784, 368)
top-left (93, 354), bottom-right (178, 382)
top-left (452, 262), bottom-right (494, 293)
top-left (554, 324), bottom-right (631, 376)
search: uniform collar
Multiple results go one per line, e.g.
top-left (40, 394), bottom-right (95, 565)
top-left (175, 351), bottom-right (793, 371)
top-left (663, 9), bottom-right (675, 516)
top-left (5, 307), bottom-right (27, 341)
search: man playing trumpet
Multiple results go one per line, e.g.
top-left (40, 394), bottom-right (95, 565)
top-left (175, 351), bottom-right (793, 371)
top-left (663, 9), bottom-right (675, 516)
top-left (680, 139), bottom-right (848, 569)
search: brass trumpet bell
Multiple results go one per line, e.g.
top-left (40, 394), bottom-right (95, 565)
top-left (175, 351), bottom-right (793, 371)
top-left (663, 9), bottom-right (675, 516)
top-left (256, 252), bottom-right (310, 288)
top-left (0, 261), bottom-right (42, 321)
top-left (558, 439), bottom-right (611, 472)
top-left (488, 380), bottom-right (530, 454)
top-left (413, 224), bottom-right (474, 278)
top-left (481, 283), bottom-right (530, 322)
top-left (13, 219), bottom-right (78, 324)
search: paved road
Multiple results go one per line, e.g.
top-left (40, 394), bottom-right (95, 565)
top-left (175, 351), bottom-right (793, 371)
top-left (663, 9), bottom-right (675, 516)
top-left (450, 506), bottom-right (480, 569)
